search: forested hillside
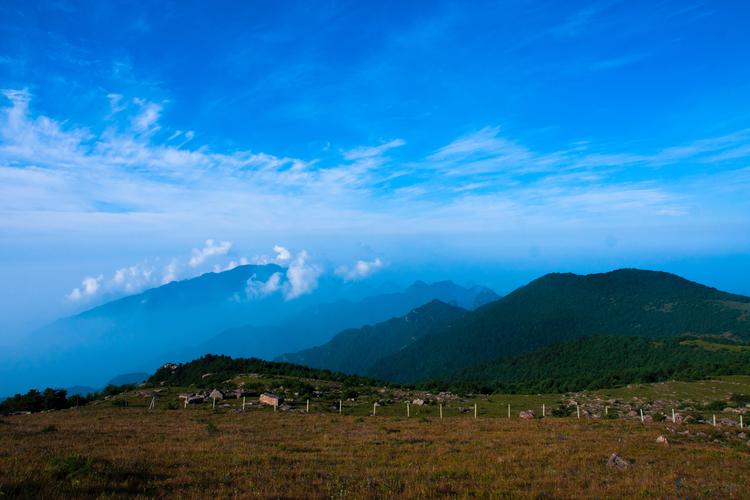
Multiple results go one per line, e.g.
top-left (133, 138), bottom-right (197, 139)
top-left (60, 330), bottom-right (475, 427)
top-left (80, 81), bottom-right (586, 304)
top-left (441, 336), bottom-right (750, 394)
top-left (366, 269), bottom-right (750, 383)
top-left (280, 300), bottom-right (467, 374)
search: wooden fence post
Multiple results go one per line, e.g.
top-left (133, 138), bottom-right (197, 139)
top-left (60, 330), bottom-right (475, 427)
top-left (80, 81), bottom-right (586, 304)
top-left (712, 414), bottom-right (716, 427)
top-left (605, 406), bottom-right (608, 416)
top-left (339, 400), bottom-right (342, 414)
top-left (474, 403), bottom-right (477, 419)
top-left (373, 402), bottom-right (376, 416)
top-left (740, 415), bottom-right (744, 429)
top-left (439, 403), bottom-right (443, 420)
top-left (640, 408), bottom-right (644, 423)
top-left (672, 408), bottom-right (675, 423)
top-left (577, 405), bottom-right (581, 419)
top-left (242, 396), bottom-right (246, 412)
top-left (507, 404), bottom-right (511, 418)
top-left (212, 397), bottom-right (216, 410)
top-left (542, 403), bottom-right (545, 418)
top-left (306, 399), bottom-right (309, 413)
top-left (407, 402), bottom-right (410, 418)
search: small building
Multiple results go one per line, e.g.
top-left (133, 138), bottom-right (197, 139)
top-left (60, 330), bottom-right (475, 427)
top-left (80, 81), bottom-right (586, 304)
top-left (259, 392), bottom-right (281, 407)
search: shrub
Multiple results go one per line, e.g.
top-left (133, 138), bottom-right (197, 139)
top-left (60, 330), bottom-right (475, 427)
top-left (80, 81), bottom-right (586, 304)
top-left (551, 404), bottom-right (574, 417)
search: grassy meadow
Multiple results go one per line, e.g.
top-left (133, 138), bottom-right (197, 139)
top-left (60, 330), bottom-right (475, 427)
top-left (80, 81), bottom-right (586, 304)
top-left (2, 379), bottom-right (750, 498)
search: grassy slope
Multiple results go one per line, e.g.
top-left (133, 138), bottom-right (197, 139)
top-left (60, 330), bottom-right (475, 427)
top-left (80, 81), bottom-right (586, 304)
top-left (1, 405), bottom-right (749, 498)
top-left (367, 269), bottom-right (750, 383)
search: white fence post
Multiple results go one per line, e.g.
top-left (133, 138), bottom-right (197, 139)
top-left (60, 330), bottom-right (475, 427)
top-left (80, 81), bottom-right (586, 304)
top-left (474, 403), bottom-right (477, 419)
top-left (640, 408), bottom-right (644, 423)
top-left (712, 414), bottom-right (716, 427)
top-left (373, 402), bottom-right (376, 416)
top-left (577, 405), bottom-right (581, 419)
top-left (407, 402), bottom-right (410, 418)
top-left (339, 400), bottom-right (342, 414)
top-left (740, 415), bottom-right (744, 429)
top-left (507, 404), bottom-right (511, 418)
top-left (306, 399), bottom-right (309, 413)
top-left (672, 408), bottom-right (675, 423)
top-left (242, 396), bottom-right (246, 412)
top-left (439, 403), bottom-right (443, 420)
top-left (542, 403), bottom-right (545, 418)
top-left (212, 397), bottom-right (216, 410)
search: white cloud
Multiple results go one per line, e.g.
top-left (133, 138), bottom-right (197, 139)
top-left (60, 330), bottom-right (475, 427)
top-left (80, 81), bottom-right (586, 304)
top-left (246, 247), bottom-right (322, 300)
top-left (162, 260), bottom-right (179, 284)
top-left (66, 275), bottom-right (103, 301)
top-left (245, 272), bottom-right (282, 299)
top-left (343, 138), bottom-right (405, 160)
top-left (284, 250), bottom-right (321, 300)
top-left (2, 89), bottom-right (750, 274)
top-left (107, 93), bottom-right (126, 114)
top-left (131, 98), bottom-right (162, 133)
top-left (273, 245), bottom-right (290, 263)
top-left (213, 257), bottom-right (249, 273)
top-left (336, 257), bottom-right (384, 281)
top-left (113, 264), bottom-right (154, 293)
top-left (189, 239), bottom-right (232, 268)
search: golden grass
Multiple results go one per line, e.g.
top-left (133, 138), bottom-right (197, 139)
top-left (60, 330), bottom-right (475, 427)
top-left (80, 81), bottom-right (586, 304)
top-left (1, 407), bottom-right (749, 498)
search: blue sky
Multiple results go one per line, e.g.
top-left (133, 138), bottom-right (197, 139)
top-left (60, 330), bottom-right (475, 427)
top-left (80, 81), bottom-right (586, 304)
top-left (1, 1), bottom-right (750, 336)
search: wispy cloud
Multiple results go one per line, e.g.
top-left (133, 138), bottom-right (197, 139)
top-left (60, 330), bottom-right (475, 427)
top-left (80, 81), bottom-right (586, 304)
top-left (336, 257), bottom-right (384, 282)
top-left (189, 239), bottom-right (232, 268)
top-left (2, 89), bottom-right (750, 270)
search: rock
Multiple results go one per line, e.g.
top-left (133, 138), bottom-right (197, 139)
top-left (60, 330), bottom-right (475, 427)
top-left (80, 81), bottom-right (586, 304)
top-left (412, 399), bottom-right (426, 406)
top-left (519, 410), bottom-right (535, 419)
top-left (673, 413), bottom-right (684, 424)
top-left (655, 435), bottom-right (669, 444)
top-left (208, 389), bottom-right (224, 401)
top-left (607, 453), bottom-right (630, 469)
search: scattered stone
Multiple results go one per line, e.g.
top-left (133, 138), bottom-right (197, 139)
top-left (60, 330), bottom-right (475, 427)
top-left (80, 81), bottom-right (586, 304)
top-left (412, 399), bottom-right (426, 406)
top-left (656, 435), bottom-right (669, 445)
top-left (607, 453), bottom-right (630, 469)
top-left (519, 410), bottom-right (535, 420)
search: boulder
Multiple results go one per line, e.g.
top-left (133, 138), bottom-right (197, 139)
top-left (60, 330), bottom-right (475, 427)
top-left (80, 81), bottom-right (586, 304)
top-left (519, 410), bottom-right (535, 420)
top-left (655, 435), bottom-right (669, 445)
top-left (607, 453), bottom-right (630, 469)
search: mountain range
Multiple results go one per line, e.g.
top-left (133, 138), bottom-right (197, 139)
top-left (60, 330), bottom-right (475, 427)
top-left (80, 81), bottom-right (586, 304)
top-left (282, 269), bottom-right (750, 388)
top-left (0, 264), bottom-right (496, 394)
